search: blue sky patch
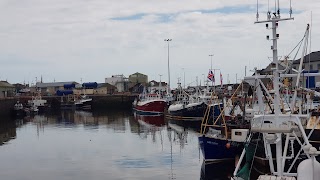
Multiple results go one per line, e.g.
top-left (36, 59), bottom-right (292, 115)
top-left (111, 13), bottom-right (146, 21)
top-left (110, 6), bottom-right (301, 22)
top-left (110, 6), bottom-right (253, 22)
top-left (200, 6), bottom-right (253, 14)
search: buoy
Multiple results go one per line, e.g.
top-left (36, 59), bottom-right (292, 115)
top-left (226, 143), bottom-right (231, 149)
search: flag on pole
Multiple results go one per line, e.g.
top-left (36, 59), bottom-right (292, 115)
top-left (207, 70), bottom-right (215, 82)
top-left (220, 72), bottom-right (223, 87)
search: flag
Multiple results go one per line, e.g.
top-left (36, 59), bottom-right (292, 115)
top-left (220, 72), bottom-right (223, 87)
top-left (207, 70), bottom-right (215, 82)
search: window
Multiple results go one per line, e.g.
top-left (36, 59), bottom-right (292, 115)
top-left (310, 64), bottom-right (313, 70)
top-left (318, 64), bottom-right (320, 70)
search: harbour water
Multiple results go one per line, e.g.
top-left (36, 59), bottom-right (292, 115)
top-left (0, 110), bottom-right (236, 180)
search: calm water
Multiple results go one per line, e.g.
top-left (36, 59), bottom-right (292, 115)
top-left (0, 110), bottom-right (235, 180)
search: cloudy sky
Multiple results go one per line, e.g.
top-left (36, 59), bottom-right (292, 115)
top-left (0, 0), bottom-right (319, 88)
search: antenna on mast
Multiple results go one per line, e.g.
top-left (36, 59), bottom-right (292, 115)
top-left (290, 0), bottom-right (293, 18)
top-left (256, 0), bottom-right (259, 21)
top-left (277, 0), bottom-right (280, 16)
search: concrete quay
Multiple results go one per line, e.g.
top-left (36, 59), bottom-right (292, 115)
top-left (0, 94), bottom-right (137, 116)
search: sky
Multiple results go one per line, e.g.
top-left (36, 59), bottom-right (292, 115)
top-left (0, 0), bottom-right (319, 88)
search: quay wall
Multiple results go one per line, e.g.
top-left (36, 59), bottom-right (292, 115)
top-left (0, 94), bottom-right (137, 116)
top-left (0, 98), bottom-right (16, 116)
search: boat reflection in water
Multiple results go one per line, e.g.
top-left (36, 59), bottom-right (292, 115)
top-left (200, 161), bottom-right (234, 180)
top-left (0, 117), bottom-right (17, 146)
top-left (134, 113), bottom-right (165, 142)
top-left (134, 112), bottom-right (165, 127)
top-left (168, 122), bottom-right (189, 149)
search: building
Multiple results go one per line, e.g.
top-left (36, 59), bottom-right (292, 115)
top-left (0, 81), bottom-right (15, 98)
top-left (255, 60), bottom-right (288, 88)
top-left (105, 75), bottom-right (128, 92)
top-left (291, 51), bottom-right (320, 88)
top-left (96, 83), bottom-right (116, 95)
top-left (129, 72), bottom-right (148, 85)
top-left (258, 51), bottom-right (320, 89)
top-left (34, 81), bottom-right (78, 95)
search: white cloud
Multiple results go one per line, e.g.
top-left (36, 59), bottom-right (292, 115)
top-left (0, 0), bottom-right (319, 87)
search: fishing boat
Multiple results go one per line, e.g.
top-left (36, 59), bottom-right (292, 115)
top-left (167, 82), bottom-right (222, 121)
top-left (132, 87), bottom-right (167, 115)
top-left (233, 2), bottom-right (320, 179)
top-left (199, 82), bottom-right (250, 162)
top-left (60, 94), bottom-right (92, 110)
top-left (75, 95), bottom-right (92, 110)
top-left (27, 91), bottom-right (48, 112)
top-left (13, 101), bottom-right (26, 117)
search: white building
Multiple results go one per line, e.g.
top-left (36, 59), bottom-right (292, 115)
top-left (105, 75), bottom-right (128, 92)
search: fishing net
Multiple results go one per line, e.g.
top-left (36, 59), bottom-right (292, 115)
top-left (236, 143), bottom-right (256, 180)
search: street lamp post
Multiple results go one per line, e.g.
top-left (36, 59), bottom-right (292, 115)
top-left (159, 74), bottom-right (162, 93)
top-left (202, 74), bottom-right (205, 86)
top-left (182, 68), bottom-right (185, 89)
top-left (209, 54), bottom-right (214, 70)
top-left (164, 39), bottom-right (172, 95)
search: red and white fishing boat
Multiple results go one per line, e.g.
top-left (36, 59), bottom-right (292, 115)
top-left (132, 90), bottom-right (167, 115)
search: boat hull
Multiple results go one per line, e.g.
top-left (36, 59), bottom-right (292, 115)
top-left (133, 100), bottom-right (167, 115)
top-left (168, 102), bottom-right (206, 118)
top-left (198, 135), bottom-right (242, 162)
top-left (167, 103), bottom-right (222, 120)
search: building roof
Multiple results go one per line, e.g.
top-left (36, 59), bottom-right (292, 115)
top-left (35, 81), bottom-right (78, 88)
top-left (130, 72), bottom-right (147, 77)
top-left (293, 51), bottom-right (320, 64)
top-left (0, 81), bottom-right (14, 88)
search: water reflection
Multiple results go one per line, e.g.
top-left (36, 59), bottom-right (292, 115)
top-left (168, 122), bottom-right (189, 150)
top-left (0, 117), bottom-right (16, 146)
top-left (134, 113), bottom-right (165, 143)
top-left (0, 110), bottom-right (237, 180)
top-left (200, 161), bottom-right (234, 180)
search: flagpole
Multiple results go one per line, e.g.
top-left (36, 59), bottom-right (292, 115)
top-left (213, 69), bottom-right (216, 92)
top-left (212, 68), bottom-right (220, 93)
top-left (209, 54), bottom-right (214, 90)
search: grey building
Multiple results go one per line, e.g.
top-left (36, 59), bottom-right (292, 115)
top-left (258, 51), bottom-right (320, 89)
top-left (291, 51), bottom-right (320, 88)
top-left (0, 81), bottom-right (15, 98)
top-left (129, 72), bottom-right (148, 85)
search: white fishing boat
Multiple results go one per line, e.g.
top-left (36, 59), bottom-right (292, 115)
top-left (232, 1), bottom-right (320, 180)
top-left (27, 91), bottom-right (48, 112)
top-left (13, 101), bottom-right (25, 117)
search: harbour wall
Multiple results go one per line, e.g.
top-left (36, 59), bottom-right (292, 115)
top-left (0, 98), bottom-right (16, 116)
top-left (0, 94), bottom-right (137, 116)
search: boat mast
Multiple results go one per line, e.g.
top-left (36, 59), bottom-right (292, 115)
top-left (255, 0), bottom-right (293, 176)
